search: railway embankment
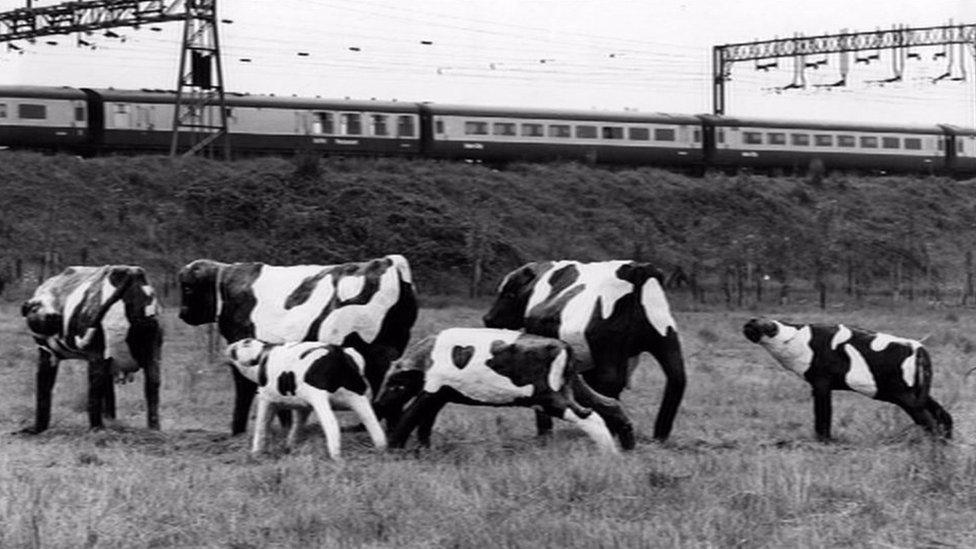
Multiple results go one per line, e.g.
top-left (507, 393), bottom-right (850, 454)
top-left (2, 151), bottom-right (976, 305)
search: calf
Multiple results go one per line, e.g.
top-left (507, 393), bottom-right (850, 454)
top-left (375, 327), bottom-right (635, 453)
top-left (483, 260), bottom-right (686, 441)
top-left (178, 254), bottom-right (417, 434)
top-left (20, 265), bottom-right (162, 433)
top-left (743, 318), bottom-right (952, 441)
top-left (225, 339), bottom-right (387, 458)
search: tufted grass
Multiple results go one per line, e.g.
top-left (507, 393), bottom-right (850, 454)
top-left (3, 302), bottom-right (976, 548)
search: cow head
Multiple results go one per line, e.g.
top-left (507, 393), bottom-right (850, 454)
top-left (482, 262), bottom-right (544, 329)
top-left (22, 294), bottom-right (61, 336)
top-left (178, 259), bottom-right (221, 325)
top-left (373, 366), bottom-right (424, 426)
top-left (224, 338), bottom-right (269, 383)
top-left (742, 317), bottom-right (785, 344)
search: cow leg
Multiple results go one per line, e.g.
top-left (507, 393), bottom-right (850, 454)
top-left (415, 396), bottom-right (448, 448)
top-left (647, 344), bottom-right (687, 441)
top-left (286, 408), bottom-right (311, 449)
top-left (20, 349), bottom-right (59, 434)
top-left (251, 398), bottom-right (274, 454)
top-left (540, 392), bottom-right (617, 454)
top-left (535, 410), bottom-right (553, 437)
top-left (87, 359), bottom-right (111, 430)
top-left (389, 392), bottom-right (446, 448)
top-left (231, 366), bottom-right (258, 436)
top-left (102, 361), bottom-right (117, 420)
top-left (142, 348), bottom-right (161, 430)
top-left (886, 393), bottom-right (940, 436)
top-left (346, 393), bottom-right (388, 450)
top-left (811, 381), bottom-right (833, 442)
top-left (307, 392), bottom-right (342, 460)
top-left (926, 398), bottom-right (953, 439)
top-left (569, 373), bottom-right (635, 450)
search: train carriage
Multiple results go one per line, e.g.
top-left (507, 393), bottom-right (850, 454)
top-left (702, 115), bottom-right (947, 173)
top-left (940, 125), bottom-right (976, 175)
top-left (88, 88), bottom-right (422, 156)
top-left (424, 104), bottom-right (704, 166)
top-left (0, 86), bottom-right (89, 151)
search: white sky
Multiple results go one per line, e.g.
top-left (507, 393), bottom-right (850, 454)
top-left (1, 0), bottom-right (974, 126)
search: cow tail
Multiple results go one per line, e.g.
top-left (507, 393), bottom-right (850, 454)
top-left (913, 346), bottom-right (933, 401)
top-left (74, 268), bottom-right (137, 349)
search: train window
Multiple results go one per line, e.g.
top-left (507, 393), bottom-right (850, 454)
top-left (628, 128), bottom-right (649, 140)
top-left (938, 140), bottom-right (944, 151)
top-left (0, 103), bottom-right (6, 118)
top-left (814, 135), bottom-right (833, 147)
top-left (313, 112), bottom-right (334, 134)
top-left (434, 119), bottom-right (444, 134)
top-left (860, 136), bottom-right (878, 148)
top-left (548, 124), bottom-right (571, 138)
top-left (372, 115), bottom-right (389, 136)
top-left (18, 103), bottom-right (47, 119)
top-left (493, 122), bottom-right (516, 136)
top-left (397, 115), bottom-right (415, 137)
top-left (904, 138), bottom-right (922, 150)
top-left (718, 130), bottom-right (725, 144)
top-left (790, 134), bottom-right (810, 146)
top-left (958, 140), bottom-right (965, 153)
top-left (654, 128), bottom-right (676, 141)
top-left (576, 125), bottom-right (598, 138)
top-left (767, 132), bottom-right (786, 145)
top-left (693, 129), bottom-right (701, 143)
top-left (75, 106), bottom-right (85, 122)
top-left (602, 126), bottom-right (624, 139)
top-left (521, 123), bottom-right (543, 137)
top-left (743, 132), bottom-right (762, 145)
top-left (340, 113), bottom-right (362, 135)
top-left (882, 137), bottom-right (900, 149)
top-left (837, 135), bottom-right (856, 148)
top-left (464, 121), bottom-right (488, 135)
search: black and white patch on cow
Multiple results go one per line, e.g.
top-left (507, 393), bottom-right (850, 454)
top-left (179, 255), bottom-right (417, 435)
top-left (376, 327), bottom-right (636, 453)
top-left (225, 339), bottom-right (386, 459)
top-left (20, 265), bottom-right (162, 433)
top-left (483, 260), bottom-right (686, 441)
top-left (743, 318), bottom-right (952, 441)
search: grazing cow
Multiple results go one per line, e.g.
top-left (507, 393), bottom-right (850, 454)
top-left (178, 254), bottom-right (417, 434)
top-left (482, 260), bottom-right (686, 441)
top-left (20, 265), bottom-right (162, 433)
top-left (743, 318), bottom-right (953, 441)
top-left (225, 339), bottom-right (387, 458)
top-left (375, 327), bottom-right (633, 453)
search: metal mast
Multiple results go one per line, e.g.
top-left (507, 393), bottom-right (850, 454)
top-left (169, 0), bottom-right (228, 158)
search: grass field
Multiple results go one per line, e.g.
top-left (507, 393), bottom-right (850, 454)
top-left (3, 300), bottom-right (976, 548)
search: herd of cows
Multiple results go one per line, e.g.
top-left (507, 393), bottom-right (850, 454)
top-left (15, 255), bottom-right (953, 458)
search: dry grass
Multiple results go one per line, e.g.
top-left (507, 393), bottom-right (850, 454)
top-left (3, 301), bottom-right (976, 548)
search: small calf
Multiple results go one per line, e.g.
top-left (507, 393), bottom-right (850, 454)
top-left (225, 339), bottom-right (387, 459)
top-left (743, 318), bottom-right (952, 441)
top-left (375, 327), bottom-right (635, 453)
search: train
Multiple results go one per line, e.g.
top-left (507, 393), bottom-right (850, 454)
top-left (1, 84), bottom-right (974, 174)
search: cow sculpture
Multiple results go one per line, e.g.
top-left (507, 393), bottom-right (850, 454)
top-left (375, 327), bottom-right (631, 453)
top-left (483, 260), bottom-right (686, 441)
top-left (20, 265), bottom-right (162, 433)
top-left (743, 318), bottom-right (953, 441)
top-left (178, 254), bottom-right (417, 434)
top-left (225, 339), bottom-right (387, 458)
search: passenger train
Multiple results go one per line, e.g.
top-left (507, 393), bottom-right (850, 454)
top-left (1, 84), bottom-right (974, 174)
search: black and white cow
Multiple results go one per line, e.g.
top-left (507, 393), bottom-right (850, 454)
top-left (178, 254), bottom-right (417, 434)
top-left (225, 339), bottom-right (387, 458)
top-left (375, 327), bottom-right (633, 453)
top-left (483, 260), bottom-right (686, 441)
top-left (743, 318), bottom-right (953, 441)
top-left (20, 265), bottom-right (162, 433)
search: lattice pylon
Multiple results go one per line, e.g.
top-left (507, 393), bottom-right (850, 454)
top-left (169, 0), bottom-right (229, 158)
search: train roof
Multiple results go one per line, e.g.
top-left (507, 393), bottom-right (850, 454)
top-left (940, 124), bottom-right (976, 137)
top-left (0, 85), bottom-right (86, 100)
top-left (88, 88), bottom-right (419, 112)
top-left (424, 103), bottom-right (702, 125)
top-left (701, 114), bottom-right (944, 135)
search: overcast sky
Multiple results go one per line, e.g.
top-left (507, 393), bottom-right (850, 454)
top-left (1, 0), bottom-right (973, 125)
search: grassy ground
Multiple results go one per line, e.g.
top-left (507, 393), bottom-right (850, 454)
top-left (2, 301), bottom-right (976, 548)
